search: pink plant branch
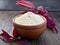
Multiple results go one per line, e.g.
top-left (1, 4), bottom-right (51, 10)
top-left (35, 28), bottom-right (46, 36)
top-left (0, 30), bottom-right (13, 43)
top-left (16, 1), bottom-right (35, 9)
top-left (37, 6), bottom-right (58, 33)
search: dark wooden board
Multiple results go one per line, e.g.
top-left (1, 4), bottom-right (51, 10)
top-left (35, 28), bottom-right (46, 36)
top-left (0, 11), bottom-right (60, 45)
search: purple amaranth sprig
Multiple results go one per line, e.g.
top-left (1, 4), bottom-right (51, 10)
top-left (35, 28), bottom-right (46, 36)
top-left (37, 6), bottom-right (58, 33)
top-left (0, 30), bottom-right (13, 43)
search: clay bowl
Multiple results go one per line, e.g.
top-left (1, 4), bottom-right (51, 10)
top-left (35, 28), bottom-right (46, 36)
top-left (13, 14), bottom-right (47, 39)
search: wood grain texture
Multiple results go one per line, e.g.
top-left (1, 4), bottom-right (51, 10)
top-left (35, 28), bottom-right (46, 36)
top-left (0, 11), bottom-right (60, 45)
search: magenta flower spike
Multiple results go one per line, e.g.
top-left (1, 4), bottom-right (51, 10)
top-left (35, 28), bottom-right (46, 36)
top-left (0, 30), bottom-right (13, 43)
top-left (37, 6), bottom-right (58, 33)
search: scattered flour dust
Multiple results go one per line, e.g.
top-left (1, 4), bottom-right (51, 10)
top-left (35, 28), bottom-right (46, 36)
top-left (15, 12), bottom-right (44, 26)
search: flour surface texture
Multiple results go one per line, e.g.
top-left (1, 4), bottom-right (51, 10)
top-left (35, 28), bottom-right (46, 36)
top-left (15, 12), bottom-right (44, 26)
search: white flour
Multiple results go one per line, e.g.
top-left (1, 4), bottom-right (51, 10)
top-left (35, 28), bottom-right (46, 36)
top-left (15, 12), bottom-right (44, 26)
